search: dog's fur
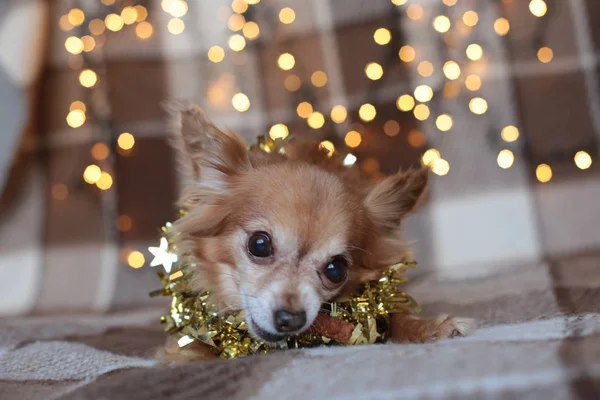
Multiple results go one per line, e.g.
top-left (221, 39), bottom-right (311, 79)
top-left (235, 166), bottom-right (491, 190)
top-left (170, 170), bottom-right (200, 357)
top-left (158, 101), bottom-right (475, 363)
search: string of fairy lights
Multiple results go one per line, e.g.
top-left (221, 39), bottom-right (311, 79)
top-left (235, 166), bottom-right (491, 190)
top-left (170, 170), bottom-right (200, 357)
top-left (53, 0), bottom-right (595, 268)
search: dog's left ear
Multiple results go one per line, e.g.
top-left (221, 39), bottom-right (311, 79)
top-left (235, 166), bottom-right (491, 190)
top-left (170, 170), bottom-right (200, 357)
top-left (364, 167), bottom-right (429, 233)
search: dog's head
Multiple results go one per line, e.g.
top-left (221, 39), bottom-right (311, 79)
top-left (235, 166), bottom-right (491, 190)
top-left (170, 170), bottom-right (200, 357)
top-left (167, 102), bottom-right (428, 343)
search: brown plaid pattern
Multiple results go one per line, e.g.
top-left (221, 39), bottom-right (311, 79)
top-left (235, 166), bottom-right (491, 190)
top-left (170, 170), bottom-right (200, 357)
top-left (1, 0), bottom-right (600, 398)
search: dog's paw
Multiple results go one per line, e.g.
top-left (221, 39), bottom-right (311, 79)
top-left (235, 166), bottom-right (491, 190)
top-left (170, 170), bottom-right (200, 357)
top-left (432, 314), bottom-right (477, 340)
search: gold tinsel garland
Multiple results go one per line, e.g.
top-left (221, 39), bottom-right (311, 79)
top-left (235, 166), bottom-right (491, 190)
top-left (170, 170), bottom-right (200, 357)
top-left (149, 136), bottom-right (421, 359)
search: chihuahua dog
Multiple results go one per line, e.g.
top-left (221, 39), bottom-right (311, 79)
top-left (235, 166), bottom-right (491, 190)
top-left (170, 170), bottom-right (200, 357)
top-left (158, 101), bottom-right (475, 363)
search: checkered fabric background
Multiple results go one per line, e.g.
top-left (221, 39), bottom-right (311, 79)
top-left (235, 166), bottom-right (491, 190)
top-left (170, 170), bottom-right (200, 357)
top-left (1, 0), bottom-right (600, 315)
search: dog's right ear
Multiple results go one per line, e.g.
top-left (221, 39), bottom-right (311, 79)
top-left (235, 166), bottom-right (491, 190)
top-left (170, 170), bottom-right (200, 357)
top-left (164, 100), bottom-right (250, 205)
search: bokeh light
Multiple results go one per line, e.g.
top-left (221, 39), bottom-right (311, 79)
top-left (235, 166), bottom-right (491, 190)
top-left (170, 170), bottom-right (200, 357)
top-left (296, 102), bottom-right (313, 118)
top-left (501, 126), bottom-right (520, 142)
top-left (128, 251), bottom-right (145, 269)
top-left (279, 7), bottom-right (296, 24)
top-left (413, 104), bottom-right (430, 121)
top-left (269, 124), bottom-right (289, 140)
top-left (469, 97), bottom-right (488, 114)
top-left (497, 149), bottom-right (515, 169)
top-left (536, 163), bottom-right (552, 183)
top-left (365, 63), bottom-right (384, 80)
top-left (383, 120), bottom-right (400, 136)
top-left (278, 53), bottom-right (296, 70)
top-left (344, 131), bottom-right (362, 148)
top-left (208, 46), bottom-right (225, 63)
top-left (311, 71), bottom-right (328, 87)
top-left (396, 94), bottom-right (415, 111)
top-left (308, 112), bottom-right (325, 129)
top-left (118, 133), bottom-right (135, 150)
top-left (79, 69), bottom-right (98, 88)
top-left (443, 61), bottom-right (461, 80)
top-left (232, 93), bottom-right (250, 112)
top-left (374, 28), bottom-right (391, 45)
top-left (436, 114), bottom-right (453, 131)
top-left (574, 151), bottom-right (592, 170)
top-left (358, 103), bottom-right (376, 122)
top-left (330, 105), bottom-right (347, 123)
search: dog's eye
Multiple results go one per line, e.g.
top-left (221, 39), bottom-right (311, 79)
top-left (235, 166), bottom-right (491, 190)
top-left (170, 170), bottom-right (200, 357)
top-left (323, 257), bottom-right (348, 284)
top-left (248, 232), bottom-right (272, 258)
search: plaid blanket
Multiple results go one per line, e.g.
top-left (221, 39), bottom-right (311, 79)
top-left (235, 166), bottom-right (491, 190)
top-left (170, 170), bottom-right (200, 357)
top-left (2, 251), bottom-right (600, 400)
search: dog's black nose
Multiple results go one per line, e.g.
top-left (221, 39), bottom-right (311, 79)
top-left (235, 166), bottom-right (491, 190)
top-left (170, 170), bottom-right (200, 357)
top-left (274, 310), bottom-right (306, 332)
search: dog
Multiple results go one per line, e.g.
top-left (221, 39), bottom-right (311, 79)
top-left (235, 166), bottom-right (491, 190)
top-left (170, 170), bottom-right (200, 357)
top-left (157, 101), bottom-right (475, 363)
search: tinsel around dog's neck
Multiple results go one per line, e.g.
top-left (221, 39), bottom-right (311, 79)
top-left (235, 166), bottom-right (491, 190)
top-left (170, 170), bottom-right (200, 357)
top-left (149, 222), bottom-right (420, 359)
top-left (148, 136), bottom-right (421, 359)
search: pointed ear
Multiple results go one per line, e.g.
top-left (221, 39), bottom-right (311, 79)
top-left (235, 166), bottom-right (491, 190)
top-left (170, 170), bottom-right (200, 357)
top-left (165, 100), bottom-right (250, 204)
top-left (364, 166), bottom-right (429, 233)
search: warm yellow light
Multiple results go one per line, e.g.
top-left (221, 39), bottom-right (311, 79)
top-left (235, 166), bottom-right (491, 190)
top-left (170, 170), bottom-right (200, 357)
top-left (501, 125), bottom-right (520, 142)
top-left (436, 114), bottom-right (453, 131)
top-left (413, 104), bottom-right (430, 121)
top-left (384, 120), bottom-right (400, 137)
top-left (469, 97), bottom-right (488, 114)
top-left (465, 74), bottom-right (482, 91)
top-left (65, 36), bottom-right (84, 55)
top-left (105, 13), bottom-right (124, 32)
top-left (83, 165), bottom-right (102, 184)
top-left (345, 131), bottom-right (362, 148)
top-left (121, 6), bottom-right (138, 25)
top-left (168, 18), bottom-right (185, 35)
top-left (89, 19), bottom-right (105, 35)
top-left (529, 0), bottom-right (547, 17)
top-left (417, 61), bottom-right (434, 77)
top-left (68, 8), bottom-right (85, 26)
top-left (443, 0), bottom-right (457, 5)
top-left (242, 21), bottom-right (260, 39)
top-left (399, 45), bottom-right (416, 62)
top-left (228, 34), bottom-right (246, 51)
top-left (127, 251), bottom-right (145, 269)
top-left (433, 16), bottom-right (451, 33)
top-left (70, 100), bottom-right (86, 112)
top-left (118, 133), bottom-right (135, 150)
top-left (414, 85), bottom-right (433, 102)
top-left (422, 149), bottom-right (441, 166)
top-left (462, 10), bottom-right (479, 27)
top-left (362, 158), bottom-right (380, 174)
top-left (397, 95), bottom-right (415, 111)
top-left (232, 0), bottom-right (249, 13)
top-left (284, 75), bottom-right (301, 92)
top-left (537, 47), bottom-right (553, 63)
top-left (574, 151), bottom-right (592, 170)
top-left (391, 0), bottom-right (408, 5)
top-left (497, 149), bottom-right (515, 169)
top-left (365, 62), bottom-right (384, 80)
top-left (228, 13), bottom-right (245, 31)
top-left (319, 140), bottom-right (335, 156)
top-left (330, 105), bottom-right (347, 123)
top-left (443, 61), bottom-right (461, 80)
top-left (66, 110), bottom-right (86, 128)
top-left (135, 5), bottom-right (148, 22)
top-left (169, 0), bottom-right (189, 18)
top-left (101, 0), bottom-right (116, 4)
top-left (91, 143), bottom-right (109, 161)
top-left (466, 44), bottom-right (484, 60)
top-left (311, 71), bottom-right (328, 87)
top-left (117, 215), bottom-right (133, 232)
top-left (536, 163), bottom-right (552, 183)
top-left (52, 183), bottom-right (69, 201)
top-left (208, 46), bottom-right (225, 63)
top-left (96, 172), bottom-right (113, 190)
top-left (373, 28), bottom-right (391, 45)
top-left (296, 102), bottom-right (313, 118)
top-left (308, 112), bottom-right (325, 129)
top-left (432, 158), bottom-right (450, 176)
top-left (406, 4), bottom-right (424, 20)
top-left (279, 7), bottom-right (296, 24)
top-left (494, 17), bottom-right (510, 36)
top-left (79, 69), bottom-right (98, 88)
top-left (81, 35), bottom-right (95, 52)
top-left (269, 124), bottom-right (289, 140)
top-left (358, 104), bottom-right (376, 122)
top-left (59, 15), bottom-right (73, 32)
top-left (278, 53), bottom-right (295, 70)
top-left (408, 130), bottom-right (426, 148)
top-left (245, 0), bottom-right (261, 4)
top-left (232, 93), bottom-right (250, 112)
top-left (136, 21), bottom-right (153, 39)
